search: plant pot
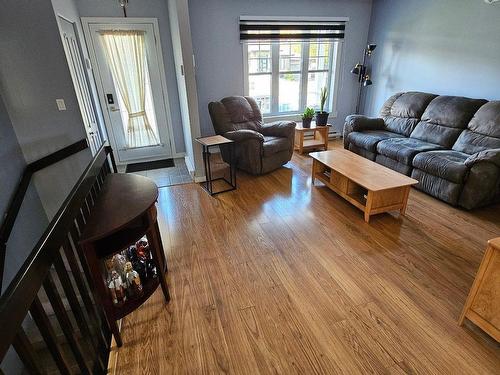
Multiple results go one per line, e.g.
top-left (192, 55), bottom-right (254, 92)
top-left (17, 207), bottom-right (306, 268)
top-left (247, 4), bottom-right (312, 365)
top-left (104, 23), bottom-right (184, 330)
top-left (316, 111), bottom-right (329, 126)
top-left (302, 118), bottom-right (312, 128)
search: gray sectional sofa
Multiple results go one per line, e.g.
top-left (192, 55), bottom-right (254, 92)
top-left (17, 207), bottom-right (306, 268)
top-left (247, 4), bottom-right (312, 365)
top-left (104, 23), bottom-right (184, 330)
top-left (343, 92), bottom-right (500, 209)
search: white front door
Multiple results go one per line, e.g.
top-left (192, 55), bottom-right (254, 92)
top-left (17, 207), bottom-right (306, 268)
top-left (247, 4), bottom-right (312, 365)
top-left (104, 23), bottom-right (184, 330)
top-left (84, 20), bottom-right (173, 163)
top-left (58, 17), bottom-right (103, 155)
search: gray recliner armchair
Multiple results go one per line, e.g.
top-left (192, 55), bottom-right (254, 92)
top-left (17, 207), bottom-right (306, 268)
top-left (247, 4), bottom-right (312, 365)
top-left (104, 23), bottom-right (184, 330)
top-left (208, 96), bottom-right (296, 175)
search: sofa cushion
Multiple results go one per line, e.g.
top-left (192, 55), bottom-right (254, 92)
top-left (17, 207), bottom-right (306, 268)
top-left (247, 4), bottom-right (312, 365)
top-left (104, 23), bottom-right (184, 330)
top-left (412, 150), bottom-right (469, 184)
top-left (453, 101), bottom-right (500, 154)
top-left (375, 155), bottom-right (413, 176)
top-left (262, 136), bottom-right (289, 156)
top-left (376, 138), bottom-right (443, 165)
top-left (347, 130), bottom-right (404, 152)
top-left (411, 169), bottom-right (462, 206)
top-left (390, 92), bottom-right (438, 119)
top-left (348, 143), bottom-right (377, 161)
top-left (410, 96), bottom-right (487, 148)
top-left (380, 92), bottom-right (437, 136)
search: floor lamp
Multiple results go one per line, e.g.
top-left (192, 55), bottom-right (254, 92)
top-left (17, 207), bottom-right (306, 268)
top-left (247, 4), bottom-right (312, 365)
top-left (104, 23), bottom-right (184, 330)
top-left (351, 44), bottom-right (376, 114)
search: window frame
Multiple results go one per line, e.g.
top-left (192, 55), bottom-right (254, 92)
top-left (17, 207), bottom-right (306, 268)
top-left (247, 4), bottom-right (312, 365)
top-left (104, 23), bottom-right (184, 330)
top-left (243, 39), bottom-right (343, 121)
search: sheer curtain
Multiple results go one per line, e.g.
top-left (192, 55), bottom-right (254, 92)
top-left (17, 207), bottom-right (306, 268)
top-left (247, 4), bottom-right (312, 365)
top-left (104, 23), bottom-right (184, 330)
top-left (99, 30), bottom-right (159, 148)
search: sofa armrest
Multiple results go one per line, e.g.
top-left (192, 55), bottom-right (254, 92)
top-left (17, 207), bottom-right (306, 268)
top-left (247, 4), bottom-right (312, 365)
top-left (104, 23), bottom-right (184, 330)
top-left (260, 121), bottom-right (296, 139)
top-left (343, 115), bottom-right (385, 148)
top-left (224, 129), bottom-right (264, 143)
top-left (465, 148), bottom-right (500, 168)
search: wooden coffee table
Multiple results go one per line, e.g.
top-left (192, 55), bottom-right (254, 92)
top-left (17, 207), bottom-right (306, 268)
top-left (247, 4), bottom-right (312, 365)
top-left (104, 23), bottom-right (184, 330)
top-left (294, 123), bottom-right (330, 154)
top-left (310, 149), bottom-right (418, 222)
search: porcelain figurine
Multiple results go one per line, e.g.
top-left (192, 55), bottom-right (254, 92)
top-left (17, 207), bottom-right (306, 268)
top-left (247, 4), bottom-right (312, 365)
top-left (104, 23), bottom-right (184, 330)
top-left (108, 270), bottom-right (126, 304)
top-left (124, 261), bottom-right (143, 296)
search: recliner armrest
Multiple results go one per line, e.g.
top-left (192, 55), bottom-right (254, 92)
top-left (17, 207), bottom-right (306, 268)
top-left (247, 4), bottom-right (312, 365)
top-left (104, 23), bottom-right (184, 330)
top-left (224, 129), bottom-right (264, 143)
top-left (260, 121), bottom-right (296, 139)
top-left (343, 115), bottom-right (385, 148)
top-left (465, 148), bottom-right (500, 168)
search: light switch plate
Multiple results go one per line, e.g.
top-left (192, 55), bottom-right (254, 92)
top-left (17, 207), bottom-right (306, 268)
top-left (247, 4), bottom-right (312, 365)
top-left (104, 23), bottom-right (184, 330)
top-left (56, 99), bottom-right (66, 111)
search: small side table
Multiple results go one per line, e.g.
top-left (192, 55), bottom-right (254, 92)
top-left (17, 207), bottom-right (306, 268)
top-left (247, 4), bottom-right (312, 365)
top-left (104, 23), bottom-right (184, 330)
top-left (80, 174), bottom-right (170, 347)
top-left (294, 123), bottom-right (330, 154)
top-left (459, 237), bottom-right (500, 342)
top-left (196, 135), bottom-right (236, 195)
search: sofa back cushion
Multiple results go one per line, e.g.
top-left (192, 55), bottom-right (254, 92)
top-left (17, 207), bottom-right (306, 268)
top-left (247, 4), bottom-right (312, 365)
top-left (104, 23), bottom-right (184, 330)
top-left (209, 96), bottom-right (263, 134)
top-left (380, 92), bottom-right (437, 136)
top-left (410, 96), bottom-right (487, 148)
top-left (452, 101), bottom-right (500, 154)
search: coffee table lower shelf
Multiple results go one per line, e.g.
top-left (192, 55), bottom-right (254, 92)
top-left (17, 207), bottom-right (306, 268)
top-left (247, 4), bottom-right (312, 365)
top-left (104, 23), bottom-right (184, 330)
top-left (312, 161), bottom-right (414, 223)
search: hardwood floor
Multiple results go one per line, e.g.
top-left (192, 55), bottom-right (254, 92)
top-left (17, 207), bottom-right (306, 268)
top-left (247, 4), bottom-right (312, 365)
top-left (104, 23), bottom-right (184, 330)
top-left (113, 140), bottom-right (500, 374)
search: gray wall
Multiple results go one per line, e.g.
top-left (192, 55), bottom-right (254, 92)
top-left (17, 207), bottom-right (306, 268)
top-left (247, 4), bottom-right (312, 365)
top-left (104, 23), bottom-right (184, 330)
top-left (75, 0), bottom-right (186, 154)
top-left (188, 0), bottom-right (373, 134)
top-left (0, 94), bottom-right (48, 375)
top-left (363, 0), bottom-right (500, 116)
top-left (51, 0), bottom-right (107, 143)
top-left (0, 95), bottom-right (48, 291)
top-left (0, 0), bottom-right (93, 219)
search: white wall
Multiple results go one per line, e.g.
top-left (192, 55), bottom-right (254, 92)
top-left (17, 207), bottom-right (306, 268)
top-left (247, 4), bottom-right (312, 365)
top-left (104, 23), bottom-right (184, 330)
top-left (75, 0), bottom-right (186, 154)
top-left (188, 0), bottom-right (373, 134)
top-left (363, 0), bottom-right (500, 116)
top-left (168, 0), bottom-right (205, 178)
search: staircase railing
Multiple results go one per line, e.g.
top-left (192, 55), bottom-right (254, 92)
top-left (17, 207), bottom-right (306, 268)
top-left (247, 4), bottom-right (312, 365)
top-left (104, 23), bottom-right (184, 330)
top-left (0, 144), bottom-right (117, 374)
top-left (0, 139), bottom-right (90, 291)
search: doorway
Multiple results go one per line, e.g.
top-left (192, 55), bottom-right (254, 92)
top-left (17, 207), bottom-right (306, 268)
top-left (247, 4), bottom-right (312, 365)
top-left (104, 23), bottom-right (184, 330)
top-left (58, 16), bottom-right (103, 155)
top-left (82, 18), bottom-right (174, 164)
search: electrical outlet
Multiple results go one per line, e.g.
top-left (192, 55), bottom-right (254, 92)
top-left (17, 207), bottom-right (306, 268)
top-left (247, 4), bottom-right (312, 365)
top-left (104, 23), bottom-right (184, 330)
top-left (56, 99), bottom-right (66, 111)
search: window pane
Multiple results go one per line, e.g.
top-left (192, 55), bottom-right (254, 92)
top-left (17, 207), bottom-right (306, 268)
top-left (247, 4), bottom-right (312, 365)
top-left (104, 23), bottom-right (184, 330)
top-left (309, 42), bottom-right (330, 71)
top-left (307, 72), bottom-right (329, 110)
top-left (279, 73), bottom-right (300, 112)
top-left (280, 42), bottom-right (302, 72)
top-left (249, 58), bottom-right (271, 73)
top-left (248, 43), bottom-right (271, 73)
top-left (249, 74), bottom-right (271, 114)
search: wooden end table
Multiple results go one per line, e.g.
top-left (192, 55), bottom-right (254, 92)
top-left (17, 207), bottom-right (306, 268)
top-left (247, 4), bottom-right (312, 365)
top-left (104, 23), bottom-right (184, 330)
top-left (294, 123), bottom-right (330, 154)
top-left (459, 237), bottom-right (500, 342)
top-left (310, 149), bottom-right (418, 223)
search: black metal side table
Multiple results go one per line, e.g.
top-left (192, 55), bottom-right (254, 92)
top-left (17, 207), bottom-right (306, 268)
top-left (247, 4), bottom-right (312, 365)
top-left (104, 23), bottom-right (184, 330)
top-left (196, 135), bottom-right (236, 195)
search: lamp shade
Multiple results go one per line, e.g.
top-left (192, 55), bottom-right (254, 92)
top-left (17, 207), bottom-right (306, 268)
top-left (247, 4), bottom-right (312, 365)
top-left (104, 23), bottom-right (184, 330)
top-left (367, 44), bottom-right (377, 52)
top-left (351, 63), bottom-right (361, 75)
top-left (363, 75), bottom-right (372, 86)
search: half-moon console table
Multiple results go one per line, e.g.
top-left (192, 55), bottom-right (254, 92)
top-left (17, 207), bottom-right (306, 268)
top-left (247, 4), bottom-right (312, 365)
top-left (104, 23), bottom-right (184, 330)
top-left (80, 173), bottom-right (170, 347)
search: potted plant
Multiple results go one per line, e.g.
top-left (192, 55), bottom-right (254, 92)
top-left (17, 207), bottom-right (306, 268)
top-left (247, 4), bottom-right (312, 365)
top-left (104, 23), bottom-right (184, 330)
top-left (302, 107), bottom-right (315, 128)
top-left (315, 87), bottom-right (329, 126)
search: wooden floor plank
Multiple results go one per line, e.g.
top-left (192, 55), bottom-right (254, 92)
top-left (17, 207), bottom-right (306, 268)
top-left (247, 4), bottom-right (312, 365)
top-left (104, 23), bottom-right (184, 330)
top-left (115, 140), bottom-right (500, 374)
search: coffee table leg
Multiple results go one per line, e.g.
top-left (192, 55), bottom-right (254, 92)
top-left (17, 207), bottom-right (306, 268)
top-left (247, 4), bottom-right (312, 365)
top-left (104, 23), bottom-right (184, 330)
top-left (364, 191), bottom-right (374, 223)
top-left (311, 159), bottom-right (316, 185)
top-left (400, 186), bottom-right (411, 215)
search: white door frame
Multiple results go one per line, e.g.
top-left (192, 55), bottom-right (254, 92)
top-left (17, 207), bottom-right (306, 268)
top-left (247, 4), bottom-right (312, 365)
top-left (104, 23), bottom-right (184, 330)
top-left (81, 17), bottom-right (179, 164)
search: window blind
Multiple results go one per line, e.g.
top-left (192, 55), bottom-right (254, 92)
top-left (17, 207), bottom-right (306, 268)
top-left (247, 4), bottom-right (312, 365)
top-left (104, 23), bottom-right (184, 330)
top-left (239, 16), bottom-right (347, 43)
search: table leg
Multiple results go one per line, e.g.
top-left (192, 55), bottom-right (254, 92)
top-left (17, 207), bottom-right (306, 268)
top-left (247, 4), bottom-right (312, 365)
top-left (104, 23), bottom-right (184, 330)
top-left (400, 186), bottom-right (411, 215)
top-left (230, 142), bottom-right (236, 189)
top-left (299, 133), bottom-right (304, 154)
top-left (311, 159), bottom-right (316, 185)
top-left (364, 191), bottom-right (374, 223)
top-left (147, 209), bottom-right (170, 303)
top-left (323, 128), bottom-right (329, 150)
